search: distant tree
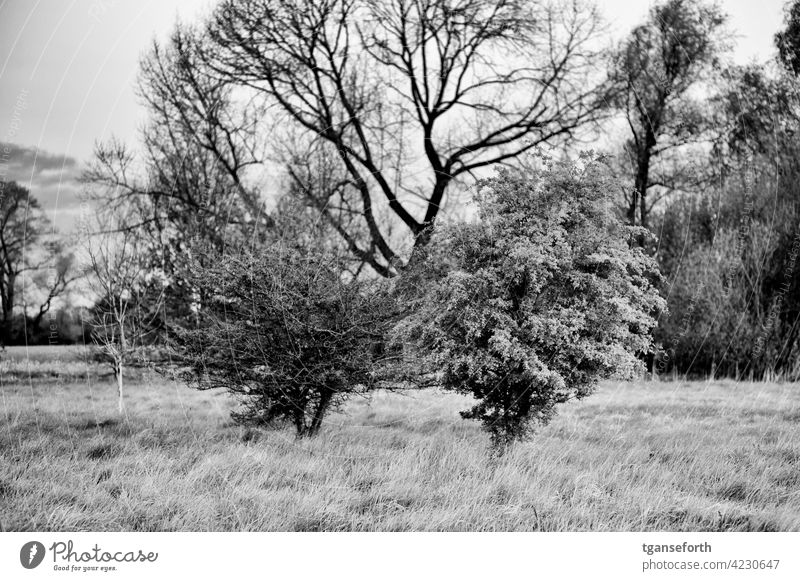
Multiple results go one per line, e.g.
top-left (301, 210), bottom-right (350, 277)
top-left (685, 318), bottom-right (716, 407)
top-left (396, 155), bottom-right (665, 449)
top-left (653, 167), bottom-right (800, 380)
top-left (83, 25), bottom-right (272, 330)
top-left (713, 64), bottom-right (799, 164)
top-left (174, 240), bottom-right (396, 437)
top-left (0, 181), bottom-right (77, 346)
top-left (610, 0), bottom-right (728, 229)
top-left (654, 94), bottom-right (800, 380)
top-left (651, 52), bottom-right (800, 380)
top-left (776, 0), bottom-right (800, 75)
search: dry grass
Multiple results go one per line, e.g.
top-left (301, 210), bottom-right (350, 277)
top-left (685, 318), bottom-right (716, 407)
top-left (1, 345), bottom-right (97, 381)
top-left (1, 354), bottom-right (799, 531)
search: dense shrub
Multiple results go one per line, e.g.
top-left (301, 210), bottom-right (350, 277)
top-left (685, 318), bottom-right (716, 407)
top-left (654, 157), bottom-right (800, 379)
top-left (174, 244), bottom-right (395, 437)
top-left (396, 156), bottom-right (665, 448)
top-left (650, 58), bottom-right (800, 379)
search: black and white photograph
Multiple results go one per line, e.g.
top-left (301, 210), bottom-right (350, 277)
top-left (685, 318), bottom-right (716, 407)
top-left (1, 0), bottom-right (799, 576)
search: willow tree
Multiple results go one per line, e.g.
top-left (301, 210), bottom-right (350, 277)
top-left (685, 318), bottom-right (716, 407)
top-left (610, 0), bottom-right (728, 229)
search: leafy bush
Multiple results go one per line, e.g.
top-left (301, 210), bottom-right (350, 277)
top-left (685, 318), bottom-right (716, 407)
top-left (174, 243), bottom-right (395, 437)
top-left (396, 156), bottom-right (665, 448)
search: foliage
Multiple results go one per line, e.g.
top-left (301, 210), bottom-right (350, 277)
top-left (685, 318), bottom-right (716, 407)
top-left (713, 64), bottom-right (799, 163)
top-left (174, 242), bottom-right (397, 437)
top-left (776, 0), bottom-right (800, 75)
top-left (654, 152), bottom-right (800, 379)
top-left (609, 0), bottom-right (728, 228)
top-left (653, 54), bottom-right (800, 379)
top-left (396, 155), bottom-right (665, 448)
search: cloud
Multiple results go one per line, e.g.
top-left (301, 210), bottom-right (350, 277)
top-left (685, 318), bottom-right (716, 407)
top-left (0, 142), bottom-right (84, 231)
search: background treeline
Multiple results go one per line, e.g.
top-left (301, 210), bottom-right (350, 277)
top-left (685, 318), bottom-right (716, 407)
top-left (1, 309), bottom-right (89, 345)
top-left (654, 64), bottom-right (800, 380)
top-left (4, 0), bottom-right (800, 388)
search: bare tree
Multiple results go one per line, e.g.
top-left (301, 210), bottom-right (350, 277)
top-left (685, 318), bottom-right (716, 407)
top-left (26, 241), bottom-right (77, 333)
top-left (204, 0), bottom-right (611, 275)
top-left (83, 25), bottom-right (272, 302)
top-left (135, 26), bottom-right (268, 232)
top-left (86, 212), bottom-right (164, 414)
top-left (0, 181), bottom-right (77, 346)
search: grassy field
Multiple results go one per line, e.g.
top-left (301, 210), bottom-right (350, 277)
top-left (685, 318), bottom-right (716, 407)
top-left (0, 345), bottom-right (100, 382)
top-left (1, 347), bottom-right (799, 531)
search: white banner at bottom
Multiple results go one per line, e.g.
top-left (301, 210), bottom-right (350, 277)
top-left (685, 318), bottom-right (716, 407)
top-left (1, 532), bottom-right (797, 580)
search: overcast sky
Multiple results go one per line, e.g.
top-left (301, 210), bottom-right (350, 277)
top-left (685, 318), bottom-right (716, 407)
top-left (0, 0), bottom-right (788, 231)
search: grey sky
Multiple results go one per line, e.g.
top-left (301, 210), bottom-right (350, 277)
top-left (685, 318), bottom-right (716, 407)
top-left (0, 0), bottom-right (788, 230)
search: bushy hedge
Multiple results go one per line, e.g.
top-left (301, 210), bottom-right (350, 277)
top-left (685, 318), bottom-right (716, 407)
top-left (655, 158), bottom-right (800, 380)
top-left (174, 244), bottom-right (396, 437)
top-left (396, 156), bottom-right (666, 448)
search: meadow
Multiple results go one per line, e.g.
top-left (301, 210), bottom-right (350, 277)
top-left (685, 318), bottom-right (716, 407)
top-left (1, 346), bottom-right (799, 531)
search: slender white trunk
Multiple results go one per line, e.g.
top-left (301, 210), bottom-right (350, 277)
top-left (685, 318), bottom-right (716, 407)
top-left (116, 359), bottom-right (125, 414)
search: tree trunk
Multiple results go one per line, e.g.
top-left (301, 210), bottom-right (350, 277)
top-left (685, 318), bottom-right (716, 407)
top-left (293, 404), bottom-right (306, 438)
top-left (0, 311), bottom-right (10, 347)
top-left (413, 178), bottom-right (450, 253)
top-left (307, 388), bottom-right (333, 437)
top-left (1, 276), bottom-right (15, 346)
top-left (626, 189), bottom-right (638, 226)
top-left (634, 148), bottom-right (652, 230)
top-left (115, 359), bottom-right (125, 414)
top-left (645, 351), bottom-right (654, 375)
